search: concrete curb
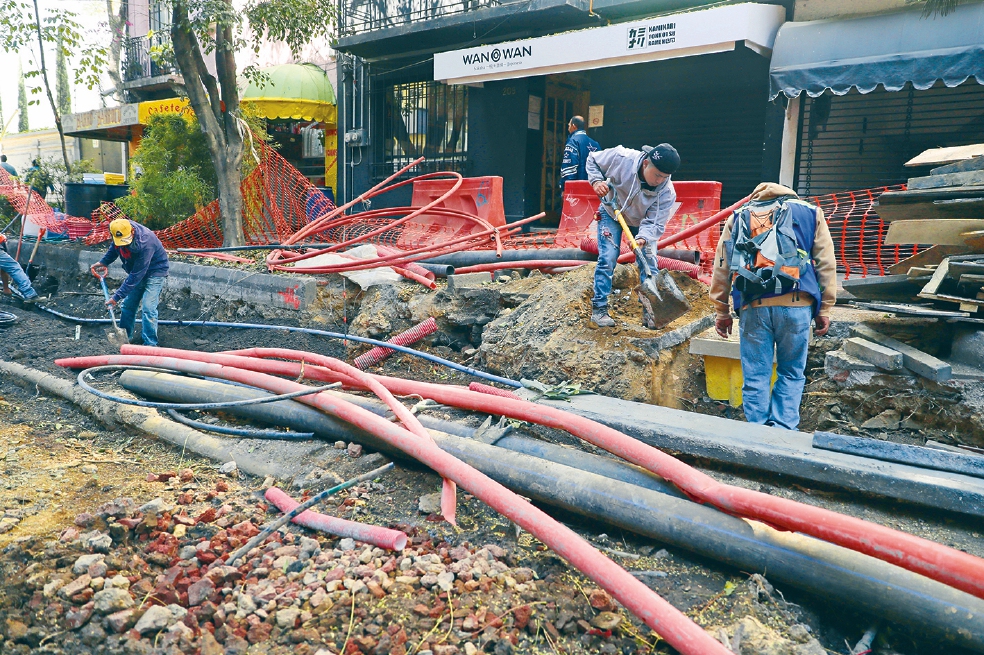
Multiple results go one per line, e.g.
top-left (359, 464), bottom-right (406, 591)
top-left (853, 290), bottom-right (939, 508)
top-left (11, 238), bottom-right (318, 312)
top-left (0, 358), bottom-right (322, 480)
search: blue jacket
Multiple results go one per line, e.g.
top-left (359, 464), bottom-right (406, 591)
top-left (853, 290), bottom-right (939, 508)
top-left (99, 221), bottom-right (169, 302)
top-left (560, 130), bottom-right (599, 188)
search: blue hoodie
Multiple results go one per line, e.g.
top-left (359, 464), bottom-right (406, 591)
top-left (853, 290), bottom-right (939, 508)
top-left (98, 221), bottom-right (169, 302)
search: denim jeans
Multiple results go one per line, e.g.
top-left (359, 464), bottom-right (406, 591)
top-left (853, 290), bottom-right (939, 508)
top-left (739, 304), bottom-right (812, 430)
top-left (591, 210), bottom-right (658, 312)
top-left (119, 275), bottom-right (165, 346)
top-left (0, 247), bottom-right (37, 299)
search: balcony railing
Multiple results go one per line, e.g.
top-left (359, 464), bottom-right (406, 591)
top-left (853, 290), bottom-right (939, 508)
top-left (123, 34), bottom-right (177, 82)
top-left (342, 0), bottom-right (503, 36)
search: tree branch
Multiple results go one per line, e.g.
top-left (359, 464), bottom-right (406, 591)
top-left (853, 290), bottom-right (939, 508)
top-left (170, 1), bottom-right (223, 155)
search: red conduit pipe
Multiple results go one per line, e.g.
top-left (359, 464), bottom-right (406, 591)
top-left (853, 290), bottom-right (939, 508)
top-left (656, 195), bottom-right (750, 250)
top-left (56, 352), bottom-right (733, 655)
top-left (377, 245), bottom-right (435, 282)
top-left (110, 346), bottom-right (984, 600)
top-left (468, 382), bottom-right (522, 401)
top-left (270, 214), bottom-right (545, 275)
top-left (264, 487), bottom-right (409, 551)
top-left (579, 237), bottom-right (701, 279)
top-left (354, 317), bottom-right (439, 370)
top-left (391, 265), bottom-right (437, 290)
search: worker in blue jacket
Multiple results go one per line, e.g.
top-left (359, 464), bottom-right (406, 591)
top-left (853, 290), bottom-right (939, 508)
top-left (559, 116), bottom-right (599, 189)
top-left (91, 219), bottom-right (169, 346)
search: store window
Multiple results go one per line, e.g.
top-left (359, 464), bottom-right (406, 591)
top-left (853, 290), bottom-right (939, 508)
top-left (381, 81), bottom-right (467, 179)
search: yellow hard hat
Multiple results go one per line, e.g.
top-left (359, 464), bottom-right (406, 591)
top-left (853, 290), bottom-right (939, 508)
top-left (110, 219), bottom-right (133, 247)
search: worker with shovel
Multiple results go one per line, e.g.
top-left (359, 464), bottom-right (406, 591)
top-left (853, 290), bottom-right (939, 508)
top-left (586, 143), bottom-right (680, 328)
top-left (710, 183), bottom-right (836, 430)
top-left (91, 219), bottom-right (169, 346)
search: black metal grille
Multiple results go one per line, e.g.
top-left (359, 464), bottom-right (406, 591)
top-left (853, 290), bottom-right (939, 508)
top-left (342, 0), bottom-right (502, 36)
top-left (123, 33), bottom-right (177, 82)
top-left (378, 81), bottom-right (468, 180)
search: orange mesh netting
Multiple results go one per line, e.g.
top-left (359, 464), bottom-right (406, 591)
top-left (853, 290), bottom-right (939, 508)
top-left (84, 139), bottom-right (337, 249)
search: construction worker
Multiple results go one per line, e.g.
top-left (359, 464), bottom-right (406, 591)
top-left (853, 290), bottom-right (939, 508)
top-left (0, 155), bottom-right (17, 178)
top-left (586, 143), bottom-right (679, 328)
top-left (0, 234), bottom-right (38, 305)
top-left (560, 116), bottom-right (599, 189)
top-left (91, 219), bottom-right (169, 346)
top-left (710, 183), bottom-right (836, 431)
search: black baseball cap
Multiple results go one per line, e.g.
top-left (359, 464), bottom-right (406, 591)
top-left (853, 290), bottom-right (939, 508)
top-left (647, 143), bottom-right (680, 175)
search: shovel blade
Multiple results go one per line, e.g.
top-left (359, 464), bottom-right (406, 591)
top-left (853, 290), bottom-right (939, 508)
top-left (636, 269), bottom-right (690, 329)
top-left (106, 327), bottom-right (128, 346)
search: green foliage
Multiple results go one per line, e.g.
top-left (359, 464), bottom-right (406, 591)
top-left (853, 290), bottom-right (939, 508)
top-left (56, 33), bottom-right (71, 115)
top-left (115, 113), bottom-right (217, 231)
top-left (17, 65), bottom-right (28, 133)
top-left (923, 0), bottom-right (957, 16)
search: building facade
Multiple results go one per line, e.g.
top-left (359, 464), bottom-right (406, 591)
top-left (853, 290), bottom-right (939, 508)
top-left (334, 0), bottom-right (984, 222)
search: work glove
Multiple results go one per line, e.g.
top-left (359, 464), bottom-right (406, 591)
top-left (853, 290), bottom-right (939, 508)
top-left (90, 264), bottom-right (104, 278)
top-left (814, 315), bottom-right (831, 336)
top-left (715, 315), bottom-right (733, 339)
top-left (105, 298), bottom-right (118, 309)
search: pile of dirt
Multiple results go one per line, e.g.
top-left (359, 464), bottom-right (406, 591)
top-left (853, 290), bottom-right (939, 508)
top-left (475, 265), bottom-right (714, 402)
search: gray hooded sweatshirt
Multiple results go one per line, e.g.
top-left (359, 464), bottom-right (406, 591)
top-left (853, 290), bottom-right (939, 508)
top-left (585, 145), bottom-right (677, 246)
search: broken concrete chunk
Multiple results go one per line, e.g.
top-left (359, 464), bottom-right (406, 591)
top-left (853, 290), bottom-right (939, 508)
top-left (418, 492), bottom-right (442, 515)
top-left (843, 337), bottom-right (903, 370)
top-left (218, 461), bottom-right (238, 474)
top-left (849, 325), bottom-right (951, 381)
top-left (861, 409), bottom-right (901, 431)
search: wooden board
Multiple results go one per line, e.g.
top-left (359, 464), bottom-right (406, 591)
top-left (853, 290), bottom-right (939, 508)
top-left (959, 274), bottom-right (984, 288)
top-left (841, 274), bottom-right (922, 301)
top-left (963, 230), bottom-right (984, 251)
top-left (906, 143), bottom-right (984, 168)
top-left (874, 199), bottom-right (984, 222)
top-left (888, 245), bottom-right (970, 274)
top-left (918, 291), bottom-right (984, 307)
top-left (931, 157), bottom-right (984, 176)
top-left (907, 170), bottom-right (984, 190)
top-left (920, 259), bottom-right (951, 295)
top-left (948, 261), bottom-right (984, 278)
top-left (885, 220), bottom-right (984, 246)
top-left (878, 186), bottom-right (984, 204)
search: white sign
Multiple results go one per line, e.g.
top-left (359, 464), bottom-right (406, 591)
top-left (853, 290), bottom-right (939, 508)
top-left (588, 105), bottom-right (604, 128)
top-left (434, 3), bottom-right (785, 85)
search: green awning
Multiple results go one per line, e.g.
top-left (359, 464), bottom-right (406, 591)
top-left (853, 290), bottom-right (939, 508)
top-left (241, 63), bottom-right (337, 125)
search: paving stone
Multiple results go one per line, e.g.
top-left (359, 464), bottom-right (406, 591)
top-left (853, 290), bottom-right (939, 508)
top-left (843, 337), bottom-right (903, 370)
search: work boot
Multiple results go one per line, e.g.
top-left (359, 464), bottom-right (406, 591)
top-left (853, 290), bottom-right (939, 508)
top-left (589, 311), bottom-right (616, 328)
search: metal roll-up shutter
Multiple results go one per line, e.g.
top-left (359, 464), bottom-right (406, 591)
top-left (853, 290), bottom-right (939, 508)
top-left (614, 92), bottom-right (767, 207)
top-left (796, 81), bottom-right (984, 197)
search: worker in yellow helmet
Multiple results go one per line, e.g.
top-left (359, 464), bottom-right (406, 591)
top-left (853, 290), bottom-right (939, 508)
top-left (90, 219), bottom-right (169, 346)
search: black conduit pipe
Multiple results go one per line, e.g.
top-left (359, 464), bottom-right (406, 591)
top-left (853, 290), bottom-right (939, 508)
top-left (118, 370), bottom-right (984, 649)
top-left (421, 248), bottom-right (701, 268)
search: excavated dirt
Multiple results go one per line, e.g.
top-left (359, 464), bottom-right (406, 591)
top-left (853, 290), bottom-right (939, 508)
top-left (476, 265), bottom-right (713, 403)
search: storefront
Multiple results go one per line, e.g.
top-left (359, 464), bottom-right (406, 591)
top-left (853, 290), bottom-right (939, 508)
top-left (240, 63), bottom-right (339, 198)
top-left (769, 1), bottom-right (984, 197)
top-left (353, 2), bottom-right (786, 223)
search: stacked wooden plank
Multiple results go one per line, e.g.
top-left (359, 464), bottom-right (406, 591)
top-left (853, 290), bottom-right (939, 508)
top-left (845, 151), bottom-right (984, 315)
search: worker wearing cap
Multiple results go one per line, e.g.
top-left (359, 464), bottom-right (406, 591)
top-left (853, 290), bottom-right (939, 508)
top-left (585, 143), bottom-right (679, 328)
top-left (92, 219), bottom-right (169, 346)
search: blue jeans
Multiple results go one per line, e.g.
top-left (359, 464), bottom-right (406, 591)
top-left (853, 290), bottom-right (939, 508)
top-left (0, 247), bottom-right (36, 299)
top-left (119, 275), bottom-right (165, 346)
top-left (592, 210), bottom-right (658, 312)
top-left (739, 304), bottom-right (812, 430)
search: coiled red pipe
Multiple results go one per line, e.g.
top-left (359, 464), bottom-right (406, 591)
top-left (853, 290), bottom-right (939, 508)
top-left (264, 487), bottom-right (408, 551)
top-left (82, 346), bottom-right (984, 600)
top-left (354, 317), bottom-right (439, 370)
top-left (56, 351), bottom-right (733, 655)
top-left (656, 195), bottom-right (750, 249)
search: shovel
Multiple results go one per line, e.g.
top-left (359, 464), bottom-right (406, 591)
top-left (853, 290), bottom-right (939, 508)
top-left (26, 228), bottom-right (45, 281)
top-left (92, 264), bottom-right (129, 346)
top-left (600, 180), bottom-right (690, 329)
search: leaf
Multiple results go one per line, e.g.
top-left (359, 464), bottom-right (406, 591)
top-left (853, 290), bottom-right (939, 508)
top-left (723, 580), bottom-right (737, 596)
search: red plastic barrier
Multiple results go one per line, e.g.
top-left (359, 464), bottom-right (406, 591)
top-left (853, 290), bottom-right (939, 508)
top-left (557, 180), bottom-right (601, 240)
top-left (399, 176), bottom-right (505, 250)
top-left (265, 487), bottom-right (408, 550)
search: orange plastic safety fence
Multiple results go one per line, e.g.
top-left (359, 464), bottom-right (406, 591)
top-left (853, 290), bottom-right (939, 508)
top-left (808, 185), bottom-right (920, 279)
top-left (84, 138), bottom-right (337, 248)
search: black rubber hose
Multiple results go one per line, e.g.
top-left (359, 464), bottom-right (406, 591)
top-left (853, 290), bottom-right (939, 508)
top-left (421, 249), bottom-right (594, 267)
top-left (165, 409), bottom-right (315, 440)
top-left (119, 369), bottom-right (683, 497)
top-left (116, 369), bottom-right (984, 649)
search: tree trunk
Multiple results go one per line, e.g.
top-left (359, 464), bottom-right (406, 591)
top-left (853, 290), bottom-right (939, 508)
top-left (32, 0), bottom-right (71, 175)
top-left (169, 0), bottom-right (245, 246)
top-left (105, 0), bottom-right (126, 103)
